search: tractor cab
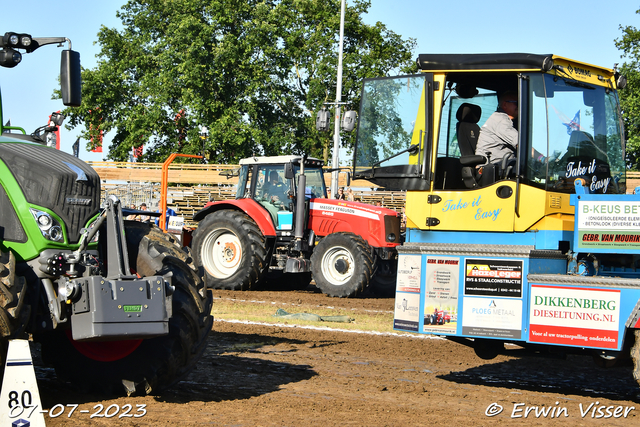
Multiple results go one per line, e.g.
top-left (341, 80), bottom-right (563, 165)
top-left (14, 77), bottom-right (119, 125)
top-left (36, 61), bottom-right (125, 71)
top-left (352, 54), bottom-right (627, 237)
top-left (236, 156), bottom-right (327, 231)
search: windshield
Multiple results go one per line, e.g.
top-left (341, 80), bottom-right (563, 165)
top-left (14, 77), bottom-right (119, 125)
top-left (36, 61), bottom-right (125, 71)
top-left (295, 167), bottom-right (327, 198)
top-left (353, 75), bottom-right (426, 169)
top-left (527, 73), bottom-right (625, 194)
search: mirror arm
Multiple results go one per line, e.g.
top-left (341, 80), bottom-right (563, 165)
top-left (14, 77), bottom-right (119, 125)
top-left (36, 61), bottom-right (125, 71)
top-left (371, 143), bottom-right (420, 168)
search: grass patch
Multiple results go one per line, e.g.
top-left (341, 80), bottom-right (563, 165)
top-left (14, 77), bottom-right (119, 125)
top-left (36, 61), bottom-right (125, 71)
top-left (211, 298), bottom-right (396, 333)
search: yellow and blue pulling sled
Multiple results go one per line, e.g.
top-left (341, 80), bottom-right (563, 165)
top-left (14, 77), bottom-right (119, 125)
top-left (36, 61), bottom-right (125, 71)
top-left (350, 53), bottom-right (640, 383)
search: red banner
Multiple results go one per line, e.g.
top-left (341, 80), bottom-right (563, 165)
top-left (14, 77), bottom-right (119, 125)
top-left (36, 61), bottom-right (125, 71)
top-left (529, 324), bottom-right (618, 349)
top-left (133, 145), bottom-right (143, 158)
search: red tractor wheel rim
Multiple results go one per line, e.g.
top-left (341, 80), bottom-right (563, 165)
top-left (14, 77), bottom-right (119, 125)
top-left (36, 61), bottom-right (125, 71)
top-left (66, 330), bottom-right (143, 362)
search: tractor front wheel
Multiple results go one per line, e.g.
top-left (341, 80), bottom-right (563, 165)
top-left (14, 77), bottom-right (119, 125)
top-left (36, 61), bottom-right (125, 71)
top-left (193, 210), bottom-right (268, 290)
top-left (39, 222), bottom-right (213, 396)
top-left (311, 233), bottom-right (373, 297)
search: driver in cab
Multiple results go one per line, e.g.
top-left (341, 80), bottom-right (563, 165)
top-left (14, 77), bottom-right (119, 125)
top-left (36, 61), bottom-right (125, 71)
top-left (262, 171), bottom-right (288, 204)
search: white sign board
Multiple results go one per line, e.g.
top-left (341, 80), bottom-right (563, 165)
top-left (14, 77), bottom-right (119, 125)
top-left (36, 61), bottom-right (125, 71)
top-left (167, 216), bottom-right (184, 233)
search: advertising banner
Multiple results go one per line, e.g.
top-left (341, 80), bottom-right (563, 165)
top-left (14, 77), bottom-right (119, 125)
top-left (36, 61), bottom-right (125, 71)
top-left (464, 259), bottom-right (523, 298)
top-left (394, 292), bottom-right (421, 332)
top-left (423, 257), bottom-right (459, 334)
top-left (529, 285), bottom-right (620, 349)
top-left (576, 200), bottom-right (640, 251)
top-left (461, 297), bottom-right (522, 339)
top-left (396, 254), bottom-right (421, 293)
top-left (167, 216), bottom-right (184, 233)
top-left (394, 255), bottom-right (421, 332)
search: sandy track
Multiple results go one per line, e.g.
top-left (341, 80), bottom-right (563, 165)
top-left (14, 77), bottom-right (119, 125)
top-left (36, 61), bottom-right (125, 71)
top-left (34, 288), bottom-right (640, 426)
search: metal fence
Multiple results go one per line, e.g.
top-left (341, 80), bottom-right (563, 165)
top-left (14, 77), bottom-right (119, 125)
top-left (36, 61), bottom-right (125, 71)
top-left (102, 182), bottom-right (160, 210)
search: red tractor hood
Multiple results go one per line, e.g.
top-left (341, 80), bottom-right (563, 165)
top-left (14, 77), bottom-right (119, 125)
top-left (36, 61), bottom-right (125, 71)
top-left (308, 199), bottom-right (400, 249)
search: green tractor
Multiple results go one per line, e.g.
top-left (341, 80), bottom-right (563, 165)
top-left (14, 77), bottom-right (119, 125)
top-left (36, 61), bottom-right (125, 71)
top-left (0, 32), bottom-right (213, 395)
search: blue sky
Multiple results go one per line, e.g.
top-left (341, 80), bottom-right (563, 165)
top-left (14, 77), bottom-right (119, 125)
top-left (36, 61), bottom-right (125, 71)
top-left (0, 0), bottom-right (637, 163)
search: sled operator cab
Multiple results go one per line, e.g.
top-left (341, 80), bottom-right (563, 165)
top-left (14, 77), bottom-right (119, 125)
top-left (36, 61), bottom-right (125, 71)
top-left (352, 53), bottom-right (627, 238)
top-left (352, 54), bottom-right (640, 385)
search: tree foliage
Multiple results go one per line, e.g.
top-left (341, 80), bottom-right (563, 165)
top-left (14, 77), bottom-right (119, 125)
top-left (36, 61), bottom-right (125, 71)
top-left (63, 0), bottom-right (416, 163)
top-left (616, 8), bottom-right (640, 170)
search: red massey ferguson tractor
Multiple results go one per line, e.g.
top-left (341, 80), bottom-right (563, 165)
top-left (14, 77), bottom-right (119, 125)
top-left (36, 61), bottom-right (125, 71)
top-left (191, 155), bottom-right (401, 297)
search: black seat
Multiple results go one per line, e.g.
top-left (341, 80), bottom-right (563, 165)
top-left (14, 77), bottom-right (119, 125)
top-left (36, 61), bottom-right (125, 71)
top-left (455, 103), bottom-right (495, 188)
top-left (456, 103), bottom-right (482, 157)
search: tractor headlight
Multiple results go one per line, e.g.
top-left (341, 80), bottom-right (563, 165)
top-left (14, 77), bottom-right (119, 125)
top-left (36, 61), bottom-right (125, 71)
top-left (30, 209), bottom-right (64, 242)
top-left (0, 48), bottom-right (21, 68)
top-left (37, 214), bottom-right (52, 228)
top-left (48, 226), bottom-right (63, 242)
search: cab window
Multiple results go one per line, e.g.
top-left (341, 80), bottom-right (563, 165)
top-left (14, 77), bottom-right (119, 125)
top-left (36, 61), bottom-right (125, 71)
top-left (527, 73), bottom-right (625, 194)
top-left (295, 167), bottom-right (326, 198)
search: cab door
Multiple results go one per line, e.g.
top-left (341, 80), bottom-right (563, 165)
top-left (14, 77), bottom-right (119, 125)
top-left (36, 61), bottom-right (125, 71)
top-left (425, 183), bottom-right (517, 232)
top-left (421, 78), bottom-right (525, 233)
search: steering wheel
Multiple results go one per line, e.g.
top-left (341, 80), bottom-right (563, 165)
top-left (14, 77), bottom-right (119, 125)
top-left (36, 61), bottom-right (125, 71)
top-left (500, 152), bottom-right (516, 179)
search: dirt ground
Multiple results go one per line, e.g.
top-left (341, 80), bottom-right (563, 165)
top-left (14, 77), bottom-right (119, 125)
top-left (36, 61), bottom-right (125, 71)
top-left (34, 287), bottom-right (640, 426)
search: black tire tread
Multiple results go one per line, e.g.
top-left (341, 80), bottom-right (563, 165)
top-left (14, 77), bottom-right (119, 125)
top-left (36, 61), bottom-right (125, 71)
top-left (0, 251), bottom-right (29, 373)
top-left (369, 258), bottom-right (397, 297)
top-left (0, 251), bottom-right (28, 339)
top-left (311, 232), bottom-right (374, 298)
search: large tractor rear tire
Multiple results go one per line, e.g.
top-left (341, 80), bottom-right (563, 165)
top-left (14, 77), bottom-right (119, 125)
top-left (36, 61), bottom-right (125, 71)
top-left (193, 210), bottom-right (268, 290)
top-left (40, 222), bottom-right (213, 396)
top-left (311, 232), bottom-right (374, 297)
top-left (0, 251), bottom-right (29, 369)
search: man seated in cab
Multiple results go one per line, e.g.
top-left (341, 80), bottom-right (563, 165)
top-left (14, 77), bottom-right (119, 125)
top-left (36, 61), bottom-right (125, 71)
top-left (261, 170), bottom-right (288, 205)
top-left (475, 91), bottom-right (518, 165)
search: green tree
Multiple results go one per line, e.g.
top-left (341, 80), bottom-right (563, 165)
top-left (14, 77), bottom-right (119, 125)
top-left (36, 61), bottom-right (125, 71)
top-left (63, 0), bottom-right (416, 163)
top-left (616, 8), bottom-right (640, 170)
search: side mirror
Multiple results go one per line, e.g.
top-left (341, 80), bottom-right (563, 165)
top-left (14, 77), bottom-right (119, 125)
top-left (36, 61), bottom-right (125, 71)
top-left (61, 49), bottom-right (81, 107)
top-left (284, 163), bottom-right (294, 179)
top-left (616, 72), bottom-right (627, 90)
top-left (341, 110), bottom-right (357, 132)
top-left (220, 167), bottom-right (240, 178)
top-left (50, 111), bottom-right (65, 126)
